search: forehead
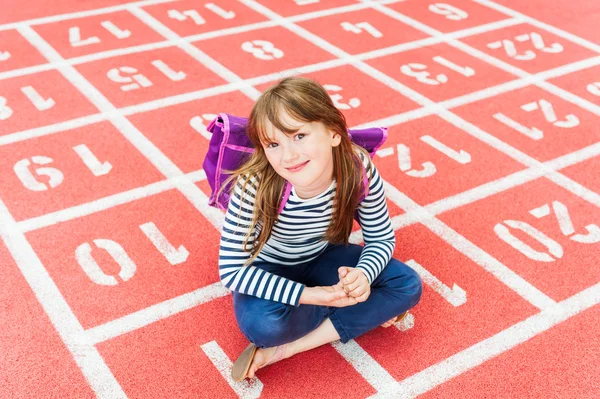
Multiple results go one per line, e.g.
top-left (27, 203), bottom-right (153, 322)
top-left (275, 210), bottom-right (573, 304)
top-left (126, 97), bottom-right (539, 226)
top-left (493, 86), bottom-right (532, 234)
top-left (262, 107), bottom-right (307, 139)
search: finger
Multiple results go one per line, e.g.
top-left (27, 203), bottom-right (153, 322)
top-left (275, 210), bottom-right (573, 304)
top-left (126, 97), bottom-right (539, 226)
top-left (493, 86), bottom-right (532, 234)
top-left (345, 280), bottom-right (362, 292)
top-left (356, 291), bottom-right (370, 303)
top-left (331, 290), bottom-right (348, 300)
top-left (347, 285), bottom-right (366, 299)
top-left (343, 273), bottom-right (358, 286)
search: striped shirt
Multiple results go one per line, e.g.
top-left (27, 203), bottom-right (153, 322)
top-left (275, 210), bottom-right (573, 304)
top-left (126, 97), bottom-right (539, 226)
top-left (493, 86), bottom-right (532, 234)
top-left (218, 151), bottom-right (395, 307)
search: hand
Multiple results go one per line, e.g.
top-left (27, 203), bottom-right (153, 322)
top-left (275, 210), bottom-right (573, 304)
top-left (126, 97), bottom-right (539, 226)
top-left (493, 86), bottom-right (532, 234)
top-left (301, 284), bottom-right (358, 307)
top-left (338, 267), bottom-right (371, 303)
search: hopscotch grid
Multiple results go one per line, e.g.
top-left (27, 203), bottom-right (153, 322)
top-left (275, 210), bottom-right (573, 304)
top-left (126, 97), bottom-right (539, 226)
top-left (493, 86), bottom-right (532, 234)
top-left (0, 0), bottom-right (596, 399)
top-left (359, 1), bottom-right (600, 207)
top-left (0, 17), bottom-right (528, 146)
top-left (14, 114), bottom-right (600, 235)
top-left (0, 0), bottom-right (403, 82)
top-left (0, 20), bottom-right (600, 146)
top-left (0, 0), bottom-right (177, 32)
top-left (473, 0), bottom-right (600, 54)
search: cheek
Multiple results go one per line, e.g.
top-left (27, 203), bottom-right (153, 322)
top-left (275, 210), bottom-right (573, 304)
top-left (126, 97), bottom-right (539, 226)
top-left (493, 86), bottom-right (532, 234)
top-left (264, 150), bottom-right (280, 168)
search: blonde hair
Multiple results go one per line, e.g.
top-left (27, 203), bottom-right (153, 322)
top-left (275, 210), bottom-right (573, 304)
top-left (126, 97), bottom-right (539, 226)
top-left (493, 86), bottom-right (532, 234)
top-left (218, 76), bottom-right (372, 266)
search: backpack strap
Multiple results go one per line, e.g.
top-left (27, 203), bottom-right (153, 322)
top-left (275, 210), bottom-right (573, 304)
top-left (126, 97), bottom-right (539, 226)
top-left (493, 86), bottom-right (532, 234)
top-left (278, 181), bottom-right (292, 214)
top-left (358, 162), bottom-right (369, 203)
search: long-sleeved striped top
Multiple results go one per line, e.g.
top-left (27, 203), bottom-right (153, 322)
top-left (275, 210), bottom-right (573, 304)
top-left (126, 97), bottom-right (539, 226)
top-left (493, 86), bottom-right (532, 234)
top-left (218, 150), bottom-right (396, 307)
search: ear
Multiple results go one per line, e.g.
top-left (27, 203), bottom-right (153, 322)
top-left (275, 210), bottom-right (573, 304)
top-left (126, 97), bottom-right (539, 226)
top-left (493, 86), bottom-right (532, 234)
top-left (331, 132), bottom-right (342, 147)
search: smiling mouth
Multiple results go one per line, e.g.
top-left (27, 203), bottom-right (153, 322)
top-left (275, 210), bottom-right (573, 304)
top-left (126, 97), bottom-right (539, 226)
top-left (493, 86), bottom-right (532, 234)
top-left (286, 161), bottom-right (309, 171)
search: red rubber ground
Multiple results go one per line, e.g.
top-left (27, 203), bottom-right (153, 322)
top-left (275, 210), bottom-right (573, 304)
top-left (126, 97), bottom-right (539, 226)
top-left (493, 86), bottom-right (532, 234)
top-left (1, 1), bottom-right (599, 398)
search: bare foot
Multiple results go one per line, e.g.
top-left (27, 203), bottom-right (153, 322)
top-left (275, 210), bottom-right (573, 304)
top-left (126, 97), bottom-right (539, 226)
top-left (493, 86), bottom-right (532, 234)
top-left (246, 346), bottom-right (283, 379)
top-left (380, 312), bottom-right (408, 328)
top-left (380, 317), bottom-right (398, 328)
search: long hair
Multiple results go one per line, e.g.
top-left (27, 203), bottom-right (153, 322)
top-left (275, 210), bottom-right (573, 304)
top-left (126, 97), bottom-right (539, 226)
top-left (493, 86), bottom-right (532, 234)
top-left (217, 76), bottom-right (373, 266)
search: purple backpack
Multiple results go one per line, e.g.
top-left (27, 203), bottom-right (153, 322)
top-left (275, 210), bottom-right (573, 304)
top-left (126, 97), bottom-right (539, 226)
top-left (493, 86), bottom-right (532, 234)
top-left (203, 113), bottom-right (387, 214)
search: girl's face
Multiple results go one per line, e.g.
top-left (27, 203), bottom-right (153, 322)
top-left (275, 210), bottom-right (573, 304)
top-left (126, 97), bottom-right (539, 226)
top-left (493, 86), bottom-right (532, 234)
top-left (261, 109), bottom-right (341, 199)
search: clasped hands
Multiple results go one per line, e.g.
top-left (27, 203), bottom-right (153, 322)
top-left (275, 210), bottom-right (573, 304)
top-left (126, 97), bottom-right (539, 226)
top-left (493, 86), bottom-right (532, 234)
top-left (302, 267), bottom-right (371, 307)
top-left (325, 266), bottom-right (371, 307)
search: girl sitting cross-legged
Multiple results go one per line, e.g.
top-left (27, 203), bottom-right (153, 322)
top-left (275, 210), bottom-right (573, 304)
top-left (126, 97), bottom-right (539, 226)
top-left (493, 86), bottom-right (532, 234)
top-left (217, 76), bottom-right (423, 382)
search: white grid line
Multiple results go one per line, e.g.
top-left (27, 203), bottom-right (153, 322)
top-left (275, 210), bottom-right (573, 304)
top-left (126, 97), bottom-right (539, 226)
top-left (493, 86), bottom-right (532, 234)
top-left (0, 199), bottom-right (127, 397)
top-left (0, 0), bottom-right (402, 81)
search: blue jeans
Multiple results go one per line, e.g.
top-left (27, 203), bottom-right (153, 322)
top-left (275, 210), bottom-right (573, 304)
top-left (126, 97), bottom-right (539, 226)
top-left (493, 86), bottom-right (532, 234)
top-left (233, 243), bottom-right (423, 348)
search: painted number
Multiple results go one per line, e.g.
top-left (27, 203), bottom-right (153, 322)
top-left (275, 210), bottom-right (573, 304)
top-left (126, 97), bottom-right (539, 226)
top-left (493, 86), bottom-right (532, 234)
top-left (69, 21), bottom-right (131, 47)
top-left (13, 145), bottom-right (112, 191)
top-left (340, 22), bottom-right (383, 38)
top-left (14, 156), bottom-right (64, 191)
top-left (168, 4), bottom-right (235, 24)
top-left (428, 3), bottom-right (468, 20)
top-left (487, 32), bottom-right (563, 61)
top-left (401, 55), bottom-right (474, 85)
top-left (190, 113), bottom-right (219, 139)
top-left (0, 87), bottom-right (55, 121)
top-left (376, 135), bottom-right (471, 178)
top-left (107, 60), bottom-right (185, 91)
top-left (72, 144), bottom-right (112, 176)
top-left (204, 3), bottom-right (235, 19)
top-left (493, 99), bottom-right (579, 140)
top-left (324, 84), bottom-right (360, 110)
top-left (0, 96), bottom-right (14, 120)
top-left (494, 200), bottom-right (600, 262)
top-left (241, 40), bottom-right (284, 60)
top-left (107, 66), bottom-right (152, 91)
top-left (0, 51), bottom-right (11, 61)
top-left (586, 82), bottom-right (600, 97)
top-left (406, 259), bottom-right (467, 307)
top-left (21, 86), bottom-right (55, 111)
top-left (168, 9), bottom-right (206, 25)
top-left (75, 222), bottom-right (189, 286)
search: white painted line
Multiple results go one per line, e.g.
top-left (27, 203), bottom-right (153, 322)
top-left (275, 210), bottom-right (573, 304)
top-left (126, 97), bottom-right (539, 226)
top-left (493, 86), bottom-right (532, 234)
top-left (0, 0), bottom-right (398, 82)
top-left (0, 15), bottom-right (517, 84)
top-left (383, 182), bottom-right (556, 311)
top-left (3, 51), bottom-right (599, 147)
top-left (356, 17), bottom-right (520, 62)
top-left (46, 137), bottom-right (600, 344)
top-left (362, 0), bottom-right (600, 217)
top-left (0, 199), bottom-right (127, 398)
top-left (474, 0), bottom-right (600, 54)
top-left (390, 138), bottom-right (600, 232)
top-left (332, 339), bottom-right (399, 393)
top-left (18, 170), bottom-right (206, 233)
top-left (127, 6), bottom-right (262, 101)
top-left (238, 0), bottom-right (563, 311)
top-left (0, 113), bottom-right (107, 146)
top-left (0, 0), bottom-right (175, 31)
top-left (18, 25), bottom-right (225, 233)
top-left (86, 282), bottom-right (230, 344)
top-left (369, 281), bottom-right (600, 398)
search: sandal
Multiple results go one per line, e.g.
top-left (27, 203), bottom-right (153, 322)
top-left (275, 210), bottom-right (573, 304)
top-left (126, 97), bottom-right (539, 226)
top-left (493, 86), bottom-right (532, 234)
top-left (394, 311), bottom-right (409, 323)
top-left (231, 343), bottom-right (288, 382)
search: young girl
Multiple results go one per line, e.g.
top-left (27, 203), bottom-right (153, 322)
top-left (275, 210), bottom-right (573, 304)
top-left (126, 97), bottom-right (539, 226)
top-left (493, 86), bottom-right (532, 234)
top-left (218, 76), bottom-right (423, 382)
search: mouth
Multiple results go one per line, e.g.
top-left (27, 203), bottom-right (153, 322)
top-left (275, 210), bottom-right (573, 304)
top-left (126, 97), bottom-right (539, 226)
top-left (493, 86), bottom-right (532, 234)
top-left (285, 161), bottom-right (309, 172)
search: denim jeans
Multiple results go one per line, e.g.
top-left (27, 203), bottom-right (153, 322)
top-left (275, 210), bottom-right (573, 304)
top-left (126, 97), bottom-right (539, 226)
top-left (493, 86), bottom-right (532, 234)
top-left (232, 243), bottom-right (423, 348)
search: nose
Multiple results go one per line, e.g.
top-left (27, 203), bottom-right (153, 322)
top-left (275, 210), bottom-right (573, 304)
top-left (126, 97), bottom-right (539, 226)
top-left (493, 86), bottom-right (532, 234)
top-left (281, 143), bottom-right (298, 164)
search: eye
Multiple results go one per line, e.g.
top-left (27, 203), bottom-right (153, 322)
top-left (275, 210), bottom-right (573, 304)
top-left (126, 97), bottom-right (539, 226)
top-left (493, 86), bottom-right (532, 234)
top-left (267, 142), bottom-right (278, 149)
top-left (295, 133), bottom-right (306, 140)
